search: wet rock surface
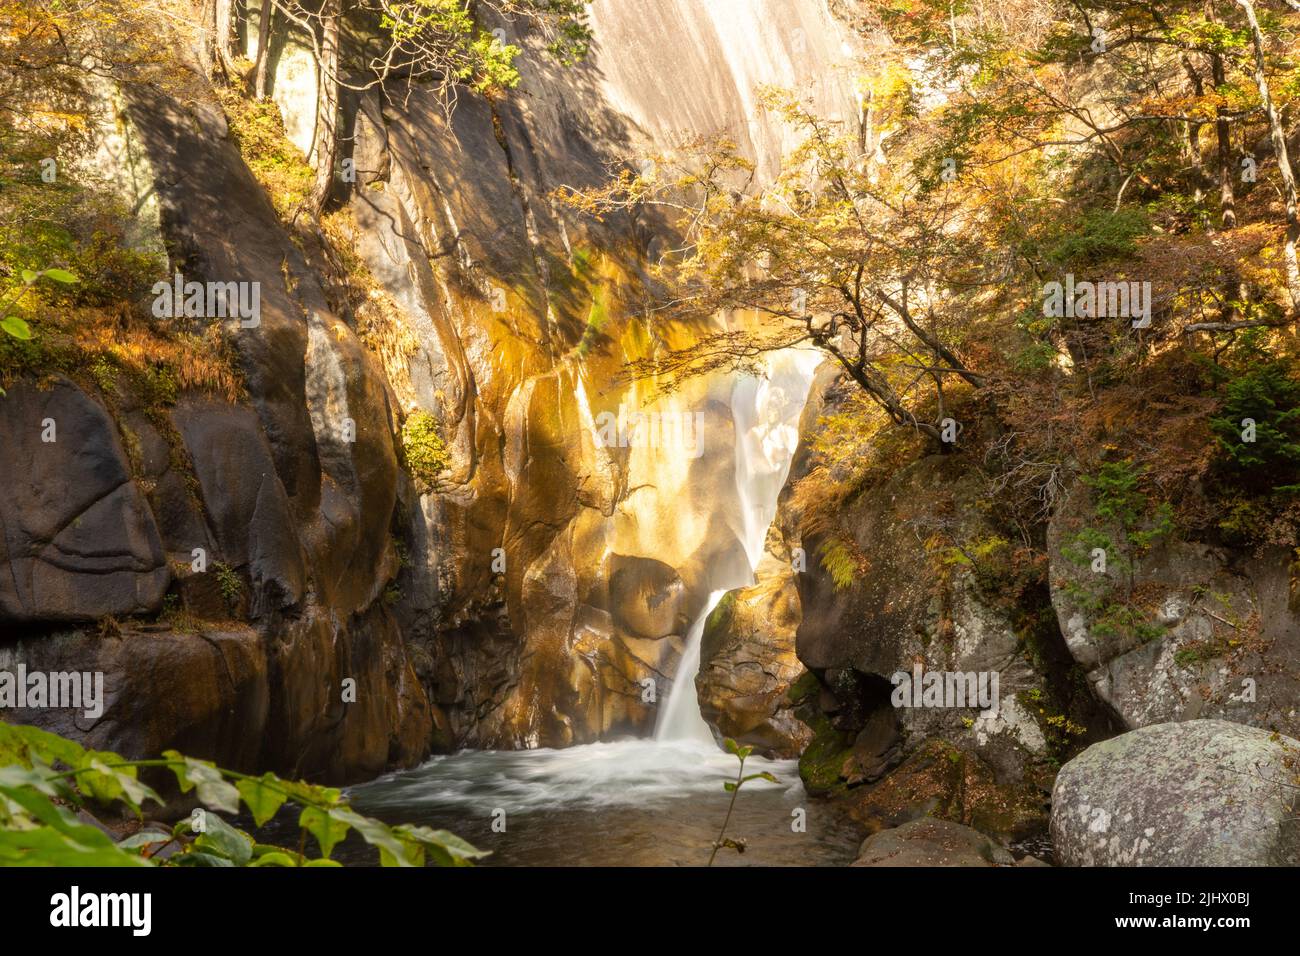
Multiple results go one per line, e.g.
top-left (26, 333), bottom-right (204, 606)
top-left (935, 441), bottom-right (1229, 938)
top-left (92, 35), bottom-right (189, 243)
top-left (696, 562), bottom-right (814, 758)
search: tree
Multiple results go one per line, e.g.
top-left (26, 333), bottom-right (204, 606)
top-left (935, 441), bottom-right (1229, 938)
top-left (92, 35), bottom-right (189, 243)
top-left (558, 87), bottom-right (989, 449)
top-left (1236, 0), bottom-right (1300, 313)
top-left (230, 0), bottom-right (592, 217)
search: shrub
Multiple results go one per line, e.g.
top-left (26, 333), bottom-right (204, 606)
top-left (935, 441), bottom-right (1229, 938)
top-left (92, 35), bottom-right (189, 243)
top-left (1043, 207), bottom-right (1149, 266)
top-left (401, 411), bottom-right (449, 488)
top-left (1209, 360), bottom-right (1300, 494)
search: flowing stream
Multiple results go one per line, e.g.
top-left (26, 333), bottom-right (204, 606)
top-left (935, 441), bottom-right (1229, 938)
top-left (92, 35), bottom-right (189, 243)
top-left (323, 349), bottom-right (860, 866)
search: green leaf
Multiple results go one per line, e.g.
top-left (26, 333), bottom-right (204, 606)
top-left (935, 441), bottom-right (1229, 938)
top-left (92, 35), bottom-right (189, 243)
top-left (741, 771), bottom-right (779, 785)
top-left (173, 850), bottom-right (235, 867)
top-left (0, 775), bottom-right (80, 827)
top-left (248, 850), bottom-right (298, 867)
top-left (0, 764), bottom-right (67, 802)
top-left (299, 805), bottom-right (350, 859)
top-left (723, 737), bottom-right (740, 755)
top-left (162, 753), bottom-right (239, 814)
top-left (192, 813), bottom-right (253, 865)
top-left (723, 781), bottom-right (738, 792)
top-left (1, 315), bottom-right (32, 340)
top-left (393, 825), bottom-right (489, 867)
top-left (0, 825), bottom-right (151, 866)
top-left (330, 807), bottom-right (419, 867)
top-left (116, 831), bottom-right (171, 851)
top-left (41, 268), bottom-right (77, 285)
top-left (0, 724), bottom-right (87, 768)
top-left (162, 751), bottom-right (193, 792)
top-left (19, 269), bottom-right (37, 284)
top-left (236, 773), bottom-right (288, 826)
top-left (76, 754), bottom-right (161, 812)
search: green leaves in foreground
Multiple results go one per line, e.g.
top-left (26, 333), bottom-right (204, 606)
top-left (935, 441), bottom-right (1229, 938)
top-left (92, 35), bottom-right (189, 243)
top-left (0, 722), bottom-right (486, 868)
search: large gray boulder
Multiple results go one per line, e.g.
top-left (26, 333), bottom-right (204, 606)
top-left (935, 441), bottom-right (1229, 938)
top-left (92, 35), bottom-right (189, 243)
top-left (1051, 720), bottom-right (1300, 866)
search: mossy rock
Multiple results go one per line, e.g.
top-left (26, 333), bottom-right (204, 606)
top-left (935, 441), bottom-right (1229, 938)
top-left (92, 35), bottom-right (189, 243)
top-left (798, 710), bottom-right (854, 795)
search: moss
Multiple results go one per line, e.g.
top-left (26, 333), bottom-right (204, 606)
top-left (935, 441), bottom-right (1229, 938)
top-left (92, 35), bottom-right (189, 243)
top-left (797, 710), bottom-right (853, 795)
top-left (705, 590), bottom-right (736, 634)
top-left (401, 411), bottom-right (449, 488)
top-left (216, 88), bottom-right (314, 224)
top-left (574, 287), bottom-right (609, 359)
top-left (787, 670), bottom-right (820, 706)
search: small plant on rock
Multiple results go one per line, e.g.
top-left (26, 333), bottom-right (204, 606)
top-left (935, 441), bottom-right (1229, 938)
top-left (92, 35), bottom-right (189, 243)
top-left (401, 411), bottom-right (450, 489)
top-left (214, 562), bottom-right (243, 610)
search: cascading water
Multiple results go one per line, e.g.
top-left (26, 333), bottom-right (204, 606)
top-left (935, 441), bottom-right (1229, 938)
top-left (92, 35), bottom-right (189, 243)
top-left (655, 348), bottom-right (823, 743)
top-left (653, 589), bottom-right (729, 743)
top-left (325, 348), bottom-right (859, 865)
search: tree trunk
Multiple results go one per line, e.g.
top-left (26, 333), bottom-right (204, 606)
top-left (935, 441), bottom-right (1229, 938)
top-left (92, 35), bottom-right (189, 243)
top-left (197, 0), bottom-right (215, 77)
top-left (309, 0), bottom-right (340, 217)
top-left (1212, 50), bottom-right (1236, 230)
top-left (214, 0), bottom-right (238, 77)
top-left (1237, 0), bottom-right (1300, 314)
top-left (253, 0), bottom-right (274, 99)
top-left (1205, 3), bottom-right (1237, 229)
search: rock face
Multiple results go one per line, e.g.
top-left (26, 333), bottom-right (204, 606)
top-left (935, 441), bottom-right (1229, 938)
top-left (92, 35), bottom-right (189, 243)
top-left (1046, 479), bottom-right (1300, 739)
top-left (2, 0), bottom-right (871, 768)
top-left (794, 450), bottom-right (1051, 784)
top-left (0, 58), bottom-right (432, 781)
top-left (0, 379), bottom-right (169, 623)
top-left (1051, 720), bottom-right (1300, 866)
top-left (325, 1), bottom-right (868, 747)
top-left (853, 817), bottom-right (1015, 867)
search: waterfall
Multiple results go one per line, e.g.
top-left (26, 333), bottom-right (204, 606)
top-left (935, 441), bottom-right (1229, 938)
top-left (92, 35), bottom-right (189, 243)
top-left (654, 348), bottom-right (822, 744)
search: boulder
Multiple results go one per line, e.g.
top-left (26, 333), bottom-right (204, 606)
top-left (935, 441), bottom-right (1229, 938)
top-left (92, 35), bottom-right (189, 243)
top-left (608, 554), bottom-right (687, 639)
top-left (0, 625), bottom-right (268, 772)
top-left (696, 565), bottom-right (814, 758)
top-left (1051, 720), bottom-right (1300, 866)
top-left (853, 817), bottom-right (1015, 867)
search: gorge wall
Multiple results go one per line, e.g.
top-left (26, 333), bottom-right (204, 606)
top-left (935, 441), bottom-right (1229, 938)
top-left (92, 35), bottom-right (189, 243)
top-left (0, 0), bottom-right (865, 778)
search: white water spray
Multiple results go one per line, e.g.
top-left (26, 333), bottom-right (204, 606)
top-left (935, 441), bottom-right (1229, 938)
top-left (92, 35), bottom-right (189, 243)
top-left (654, 348), bottom-right (821, 745)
